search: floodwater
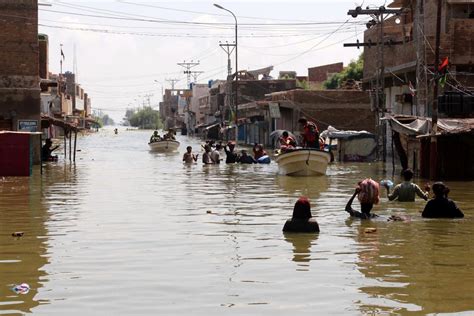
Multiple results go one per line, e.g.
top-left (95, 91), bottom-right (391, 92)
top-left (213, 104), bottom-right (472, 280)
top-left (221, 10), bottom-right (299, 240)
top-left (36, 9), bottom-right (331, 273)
top-left (1, 129), bottom-right (473, 315)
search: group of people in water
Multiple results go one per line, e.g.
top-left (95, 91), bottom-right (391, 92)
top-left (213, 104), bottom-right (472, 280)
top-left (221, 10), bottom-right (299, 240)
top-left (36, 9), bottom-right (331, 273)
top-left (183, 141), bottom-right (271, 165)
top-left (284, 168), bottom-right (464, 233)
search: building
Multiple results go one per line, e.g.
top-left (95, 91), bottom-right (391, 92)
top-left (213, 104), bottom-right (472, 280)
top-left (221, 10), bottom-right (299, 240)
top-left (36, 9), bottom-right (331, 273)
top-left (159, 88), bottom-right (191, 130)
top-left (361, 0), bottom-right (474, 178)
top-left (0, 0), bottom-right (40, 132)
top-left (307, 62), bottom-right (344, 89)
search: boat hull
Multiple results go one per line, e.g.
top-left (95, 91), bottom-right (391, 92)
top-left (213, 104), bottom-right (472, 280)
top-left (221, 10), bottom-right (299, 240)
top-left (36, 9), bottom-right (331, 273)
top-left (148, 140), bottom-right (180, 152)
top-left (275, 149), bottom-right (330, 176)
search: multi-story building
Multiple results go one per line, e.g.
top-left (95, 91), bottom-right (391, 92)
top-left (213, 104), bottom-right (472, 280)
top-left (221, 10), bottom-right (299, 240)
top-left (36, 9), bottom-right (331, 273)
top-left (362, 0), bottom-right (474, 179)
top-left (0, 0), bottom-right (40, 132)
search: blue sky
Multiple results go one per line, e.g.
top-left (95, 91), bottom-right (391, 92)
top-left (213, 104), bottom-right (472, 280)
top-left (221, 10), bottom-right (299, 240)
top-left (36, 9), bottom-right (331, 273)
top-left (39, 0), bottom-right (388, 120)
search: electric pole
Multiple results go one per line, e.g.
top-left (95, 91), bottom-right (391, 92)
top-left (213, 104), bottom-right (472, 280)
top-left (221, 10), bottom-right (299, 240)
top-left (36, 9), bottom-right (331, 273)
top-left (190, 71), bottom-right (204, 83)
top-left (415, 0), bottom-right (428, 117)
top-left (165, 78), bottom-right (180, 90)
top-left (345, 6), bottom-right (404, 163)
top-left (430, 0), bottom-right (443, 180)
top-left (177, 60), bottom-right (200, 86)
top-left (219, 41), bottom-right (236, 76)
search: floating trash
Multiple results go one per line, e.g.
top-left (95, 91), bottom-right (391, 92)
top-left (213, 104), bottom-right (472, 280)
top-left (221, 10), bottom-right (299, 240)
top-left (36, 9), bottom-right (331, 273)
top-left (11, 232), bottom-right (24, 237)
top-left (364, 228), bottom-right (377, 234)
top-left (12, 283), bottom-right (30, 294)
top-left (380, 179), bottom-right (394, 188)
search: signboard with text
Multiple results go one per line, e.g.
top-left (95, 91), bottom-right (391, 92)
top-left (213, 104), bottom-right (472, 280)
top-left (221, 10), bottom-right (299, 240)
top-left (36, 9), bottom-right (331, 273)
top-left (268, 102), bottom-right (281, 119)
top-left (18, 120), bottom-right (38, 132)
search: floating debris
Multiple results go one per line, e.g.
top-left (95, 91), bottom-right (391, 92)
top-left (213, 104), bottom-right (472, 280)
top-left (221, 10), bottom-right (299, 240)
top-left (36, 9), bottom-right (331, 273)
top-left (11, 232), bottom-right (24, 237)
top-left (12, 283), bottom-right (30, 294)
top-left (364, 228), bottom-right (377, 234)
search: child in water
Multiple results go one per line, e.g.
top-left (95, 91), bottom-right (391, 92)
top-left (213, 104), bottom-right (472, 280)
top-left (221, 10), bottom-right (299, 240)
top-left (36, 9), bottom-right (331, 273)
top-left (183, 146), bottom-right (198, 163)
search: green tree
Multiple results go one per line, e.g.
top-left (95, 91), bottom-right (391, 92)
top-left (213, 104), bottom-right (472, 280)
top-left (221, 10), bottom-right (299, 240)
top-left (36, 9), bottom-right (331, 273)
top-left (323, 53), bottom-right (364, 89)
top-left (128, 107), bottom-right (163, 130)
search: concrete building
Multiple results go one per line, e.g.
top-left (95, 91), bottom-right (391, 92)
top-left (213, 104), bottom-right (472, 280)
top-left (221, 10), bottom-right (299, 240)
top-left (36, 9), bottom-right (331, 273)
top-left (362, 0), bottom-right (474, 178)
top-left (0, 0), bottom-right (40, 132)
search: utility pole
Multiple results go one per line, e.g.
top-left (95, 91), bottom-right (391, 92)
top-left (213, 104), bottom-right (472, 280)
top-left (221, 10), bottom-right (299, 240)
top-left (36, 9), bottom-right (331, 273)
top-left (415, 0), bottom-right (428, 117)
top-left (219, 41), bottom-right (236, 76)
top-left (219, 41), bottom-right (236, 135)
top-left (345, 6), bottom-right (404, 163)
top-left (177, 60), bottom-right (200, 86)
top-left (165, 78), bottom-right (179, 90)
top-left (190, 71), bottom-right (204, 83)
top-left (430, 0), bottom-right (443, 180)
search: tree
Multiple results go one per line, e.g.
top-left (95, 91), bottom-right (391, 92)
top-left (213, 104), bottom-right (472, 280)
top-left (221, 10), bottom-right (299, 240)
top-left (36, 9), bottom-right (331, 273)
top-left (127, 107), bottom-right (163, 130)
top-left (323, 53), bottom-right (364, 89)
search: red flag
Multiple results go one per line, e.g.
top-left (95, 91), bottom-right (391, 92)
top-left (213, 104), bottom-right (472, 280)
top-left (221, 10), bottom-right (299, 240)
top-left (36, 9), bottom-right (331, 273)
top-left (438, 57), bottom-right (448, 72)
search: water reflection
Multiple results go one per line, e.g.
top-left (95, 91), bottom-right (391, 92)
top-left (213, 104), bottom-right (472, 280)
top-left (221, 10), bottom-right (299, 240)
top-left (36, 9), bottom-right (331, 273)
top-left (0, 170), bottom-right (49, 313)
top-left (283, 233), bottom-right (318, 269)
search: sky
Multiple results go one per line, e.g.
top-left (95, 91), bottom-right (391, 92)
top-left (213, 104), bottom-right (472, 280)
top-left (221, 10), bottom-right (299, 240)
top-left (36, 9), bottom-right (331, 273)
top-left (38, 0), bottom-right (388, 122)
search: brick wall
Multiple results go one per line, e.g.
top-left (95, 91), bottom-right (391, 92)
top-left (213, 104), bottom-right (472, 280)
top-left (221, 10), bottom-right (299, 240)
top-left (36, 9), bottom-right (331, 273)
top-left (271, 90), bottom-right (376, 133)
top-left (0, 0), bottom-right (40, 131)
top-left (308, 63), bottom-right (344, 82)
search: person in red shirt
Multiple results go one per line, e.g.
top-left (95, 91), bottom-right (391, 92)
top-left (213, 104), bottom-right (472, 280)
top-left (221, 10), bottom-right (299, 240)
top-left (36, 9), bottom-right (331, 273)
top-left (298, 117), bottom-right (320, 148)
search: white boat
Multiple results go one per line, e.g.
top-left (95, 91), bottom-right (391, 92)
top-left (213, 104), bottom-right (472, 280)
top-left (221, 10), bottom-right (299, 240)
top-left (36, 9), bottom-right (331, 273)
top-left (275, 148), bottom-right (331, 176)
top-left (148, 140), bottom-right (180, 152)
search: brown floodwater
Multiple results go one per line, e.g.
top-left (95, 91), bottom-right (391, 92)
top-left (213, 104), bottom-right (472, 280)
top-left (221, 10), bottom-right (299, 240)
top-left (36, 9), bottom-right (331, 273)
top-left (1, 129), bottom-right (473, 315)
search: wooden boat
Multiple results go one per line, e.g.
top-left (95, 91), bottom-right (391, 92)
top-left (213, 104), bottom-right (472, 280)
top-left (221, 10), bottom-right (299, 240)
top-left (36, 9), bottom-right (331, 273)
top-left (148, 140), bottom-right (180, 152)
top-left (275, 148), bottom-right (331, 176)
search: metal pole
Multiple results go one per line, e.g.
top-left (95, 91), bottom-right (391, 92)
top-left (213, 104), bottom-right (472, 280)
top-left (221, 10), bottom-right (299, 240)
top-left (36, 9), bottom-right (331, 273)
top-left (234, 16), bottom-right (238, 142)
top-left (214, 4), bottom-right (238, 142)
top-left (73, 131), bottom-right (77, 162)
top-left (69, 130), bottom-right (72, 162)
top-left (430, 0), bottom-right (442, 180)
top-left (64, 129), bottom-right (66, 158)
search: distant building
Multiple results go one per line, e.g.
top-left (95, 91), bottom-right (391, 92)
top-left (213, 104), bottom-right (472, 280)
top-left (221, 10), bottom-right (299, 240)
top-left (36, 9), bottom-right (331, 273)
top-left (307, 62), bottom-right (344, 90)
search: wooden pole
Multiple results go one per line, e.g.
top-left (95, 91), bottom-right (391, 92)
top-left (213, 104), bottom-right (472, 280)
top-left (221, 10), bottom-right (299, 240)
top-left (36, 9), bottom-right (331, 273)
top-left (73, 130), bottom-right (77, 162)
top-left (69, 130), bottom-right (72, 162)
top-left (64, 129), bottom-right (67, 159)
top-left (430, 0), bottom-right (442, 180)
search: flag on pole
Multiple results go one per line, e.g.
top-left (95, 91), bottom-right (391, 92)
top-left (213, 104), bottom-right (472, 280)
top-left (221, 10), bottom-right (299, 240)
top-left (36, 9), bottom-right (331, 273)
top-left (438, 57), bottom-right (448, 88)
top-left (61, 48), bottom-right (65, 61)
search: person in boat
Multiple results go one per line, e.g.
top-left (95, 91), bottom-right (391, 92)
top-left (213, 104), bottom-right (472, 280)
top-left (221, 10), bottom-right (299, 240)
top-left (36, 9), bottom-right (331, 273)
top-left (41, 138), bottom-right (59, 162)
top-left (384, 169), bottom-right (430, 202)
top-left (345, 179), bottom-right (380, 219)
top-left (114, 128), bottom-right (118, 134)
top-left (224, 141), bottom-right (238, 163)
top-left (183, 146), bottom-right (198, 163)
top-left (202, 145), bottom-right (215, 164)
top-left (279, 131), bottom-right (296, 151)
top-left (237, 150), bottom-right (257, 164)
top-left (422, 182), bottom-right (464, 218)
top-left (163, 129), bottom-right (176, 141)
top-left (298, 117), bottom-right (320, 149)
top-left (211, 143), bottom-right (222, 164)
top-left (149, 130), bottom-right (161, 143)
top-left (283, 197), bottom-right (320, 233)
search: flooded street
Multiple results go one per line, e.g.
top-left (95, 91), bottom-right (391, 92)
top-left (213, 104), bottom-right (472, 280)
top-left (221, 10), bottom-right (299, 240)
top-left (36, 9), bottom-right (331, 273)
top-left (1, 130), bottom-right (473, 315)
